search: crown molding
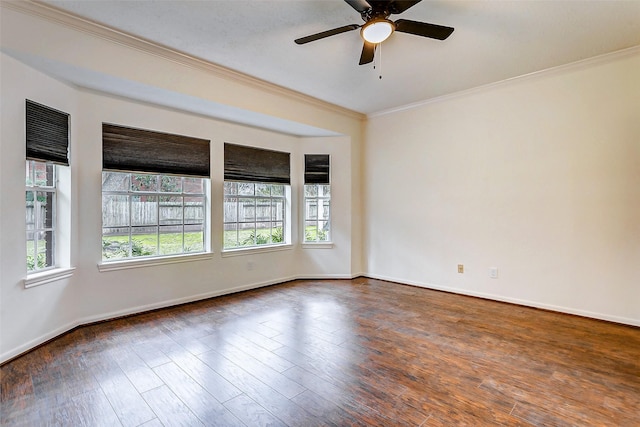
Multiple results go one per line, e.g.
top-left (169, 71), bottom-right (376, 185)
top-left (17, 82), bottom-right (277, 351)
top-left (369, 44), bottom-right (640, 119)
top-left (2, 0), bottom-right (365, 122)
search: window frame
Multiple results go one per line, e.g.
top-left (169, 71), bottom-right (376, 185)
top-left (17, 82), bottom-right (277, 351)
top-left (25, 160), bottom-right (57, 273)
top-left (303, 183), bottom-right (332, 244)
top-left (101, 171), bottom-right (209, 263)
top-left (223, 180), bottom-right (291, 251)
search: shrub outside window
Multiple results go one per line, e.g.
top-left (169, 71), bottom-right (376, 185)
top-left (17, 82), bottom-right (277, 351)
top-left (102, 172), bottom-right (207, 260)
top-left (26, 160), bottom-right (57, 272)
top-left (223, 181), bottom-right (286, 249)
top-left (304, 184), bottom-right (331, 242)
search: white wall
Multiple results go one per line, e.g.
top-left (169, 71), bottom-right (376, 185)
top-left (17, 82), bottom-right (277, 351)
top-left (0, 3), bottom-right (364, 363)
top-left (1, 54), bottom-right (81, 362)
top-left (0, 53), bottom-right (355, 362)
top-left (364, 49), bottom-right (640, 325)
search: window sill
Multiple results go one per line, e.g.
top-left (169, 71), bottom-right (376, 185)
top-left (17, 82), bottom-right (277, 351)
top-left (222, 244), bottom-right (293, 257)
top-left (98, 252), bottom-right (213, 272)
top-left (302, 242), bottom-right (334, 249)
top-left (24, 267), bottom-right (76, 289)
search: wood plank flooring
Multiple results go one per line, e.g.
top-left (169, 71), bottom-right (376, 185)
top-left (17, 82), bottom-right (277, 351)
top-left (1, 278), bottom-right (639, 426)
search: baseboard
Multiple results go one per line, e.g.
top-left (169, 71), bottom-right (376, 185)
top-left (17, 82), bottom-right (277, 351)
top-left (294, 273), bottom-right (358, 280)
top-left (6, 272), bottom-right (635, 364)
top-left (0, 273), bottom-right (346, 364)
top-left (365, 273), bottom-right (640, 328)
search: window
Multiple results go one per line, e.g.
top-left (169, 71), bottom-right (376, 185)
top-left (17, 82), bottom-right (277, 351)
top-left (25, 100), bottom-right (69, 274)
top-left (223, 182), bottom-right (286, 248)
top-left (26, 161), bottom-right (57, 272)
top-left (102, 172), bottom-right (206, 260)
top-left (102, 124), bottom-right (210, 262)
top-left (223, 143), bottom-right (291, 250)
top-left (304, 154), bottom-right (331, 243)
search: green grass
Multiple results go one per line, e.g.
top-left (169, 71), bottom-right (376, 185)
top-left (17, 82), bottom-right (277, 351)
top-left (102, 231), bottom-right (204, 259)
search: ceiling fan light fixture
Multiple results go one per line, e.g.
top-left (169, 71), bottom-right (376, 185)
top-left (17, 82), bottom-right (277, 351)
top-left (361, 19), bottom-right (395, 44)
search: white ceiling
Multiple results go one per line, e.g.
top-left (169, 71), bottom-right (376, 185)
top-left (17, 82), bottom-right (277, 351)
top-left (39, 0), bottom-right (640, 115)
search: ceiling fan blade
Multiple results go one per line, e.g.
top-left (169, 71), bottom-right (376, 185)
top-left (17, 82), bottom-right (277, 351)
top-left (387, 0), bottom-right (422, 15)
top-left (344, 0), bottom-right (372, 13)
top-left (395, 19), bottom-right (454, 40)
top-left (295, 24), bottom-right (360, 45)
top-left (359, 42), bottom-right (375, 65)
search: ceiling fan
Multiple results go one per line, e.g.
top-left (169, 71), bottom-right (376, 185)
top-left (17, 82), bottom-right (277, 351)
top-left (295, 0), bottom-right (454, 65)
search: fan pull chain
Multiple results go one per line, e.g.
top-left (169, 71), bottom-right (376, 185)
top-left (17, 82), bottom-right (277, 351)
top-left (378, 43), bottom-right (382, 79)
top-left (372, 44), bottom-right (382, 79)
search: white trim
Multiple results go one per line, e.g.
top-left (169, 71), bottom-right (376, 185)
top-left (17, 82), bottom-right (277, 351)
top-left (369, 45), bottom-right (640, 118)
top-left (365, 273), bottom-right (640, 328)
top-left (7, 271), bottom-right (634, 363)
top-left (1, 273), bottom-right (359, 363)
top-left (98, 252), bottom-right (213, 272)
top-left (1, 274), bottom-right (291, 364)
top-left (1, 0), bottom-right (364, 122)
top-left (301, 243), bottom-right (334, 249)
top-left (24, 267), bottom-right (75, 288)
top-left (296, 274), bottom-right (353, 280)
top-left (222, 244), bottom-right (293, 257)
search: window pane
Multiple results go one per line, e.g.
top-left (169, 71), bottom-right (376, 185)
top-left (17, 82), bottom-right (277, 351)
top-left (26, 241), bottom-right (35, 272)
top-left (239, 222), bottom-right (256, 247)
top-left (256, 183), bottom-right (270, 196)
top-left (184, 197), bottom-right (204, 224)
top-left (103, 195), bottom-right (129, 227)
top-left (224, 223), bottom-right (239, 248)
top-left (305, 221), bottom-right (318, 242)
top-left (271, 223), bottom-right (284, 243)
top-left (102, 229), bottom-right (130, 260)
top-left (26, 191), bottom-right (35, 230)
top-left (272, 199), bottom-right (284, 221)
top-left (26, 228), bottom-right (37, 271)
top-left (319, 185), bottom-right (331, 197)
top-left (131, 173), bottom-right (158, 192)
top-left (239, 198), bottom-right (255, 222)
top-left (159, 225), bottom-right (183, 255)
top-left (131, 226), bottom-right (158, 257)
top-left (160, 196), bottom-right (182, 225)
top-left (318, 221), bottom-right (330, 241)
top-left (256, 198), bottom-right (271, 222)
top-left (224, 181), bottom-right (237, 195)
top-left (319, 200), bottom-right (330, 220)
top-left (304, 184), bottom-right (317, 197)
top-left (36, 230), bottom-right (54, 268)
top-left (224, 197), bottom-right (238, 222)
top-left (185, 224), bottom-right (204, 253)
top-left (26, 161), bottom-right (32, 185)
top-left (131, 195), bottom-right (158, 226)
top-left (33, 162), bottom-right (54, 187)
top-left (36, 191), bottom-right (55, 229)
top-left (305, 199), bottom-right (318, 220)
top-left (102, 171), bottom-right (129, 191)
top-left (161, 176), bottom-right (182, 193)
top-left (238, 182), bottom-right (254, 196)
top-left (271, 185), bottom-right (284, 196)
top-left (184, 177), bottom-right (204, 194)
top-left (256, 222), bottom-right (270, 240)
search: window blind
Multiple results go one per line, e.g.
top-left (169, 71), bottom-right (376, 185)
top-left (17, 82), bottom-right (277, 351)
top-left (224, 143), bottom-right (290, 184)
top-left (304, 154), bottom-right (330, 184)
top-left (26, 100), bottom-right (70, 166)
top-left (102, 123), bottom-right (210, 177)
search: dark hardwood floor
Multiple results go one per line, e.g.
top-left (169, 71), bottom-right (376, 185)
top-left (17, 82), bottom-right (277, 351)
top-left (1, 278), bottom-right (639, 426)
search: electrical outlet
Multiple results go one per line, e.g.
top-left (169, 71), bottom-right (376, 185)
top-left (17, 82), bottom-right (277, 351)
top-left (247, 261), bottom-right (254, 271)
top-left (458, 264), bottom-right (464, 274)
top-left (489, 267), bottom-right (498, 279)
